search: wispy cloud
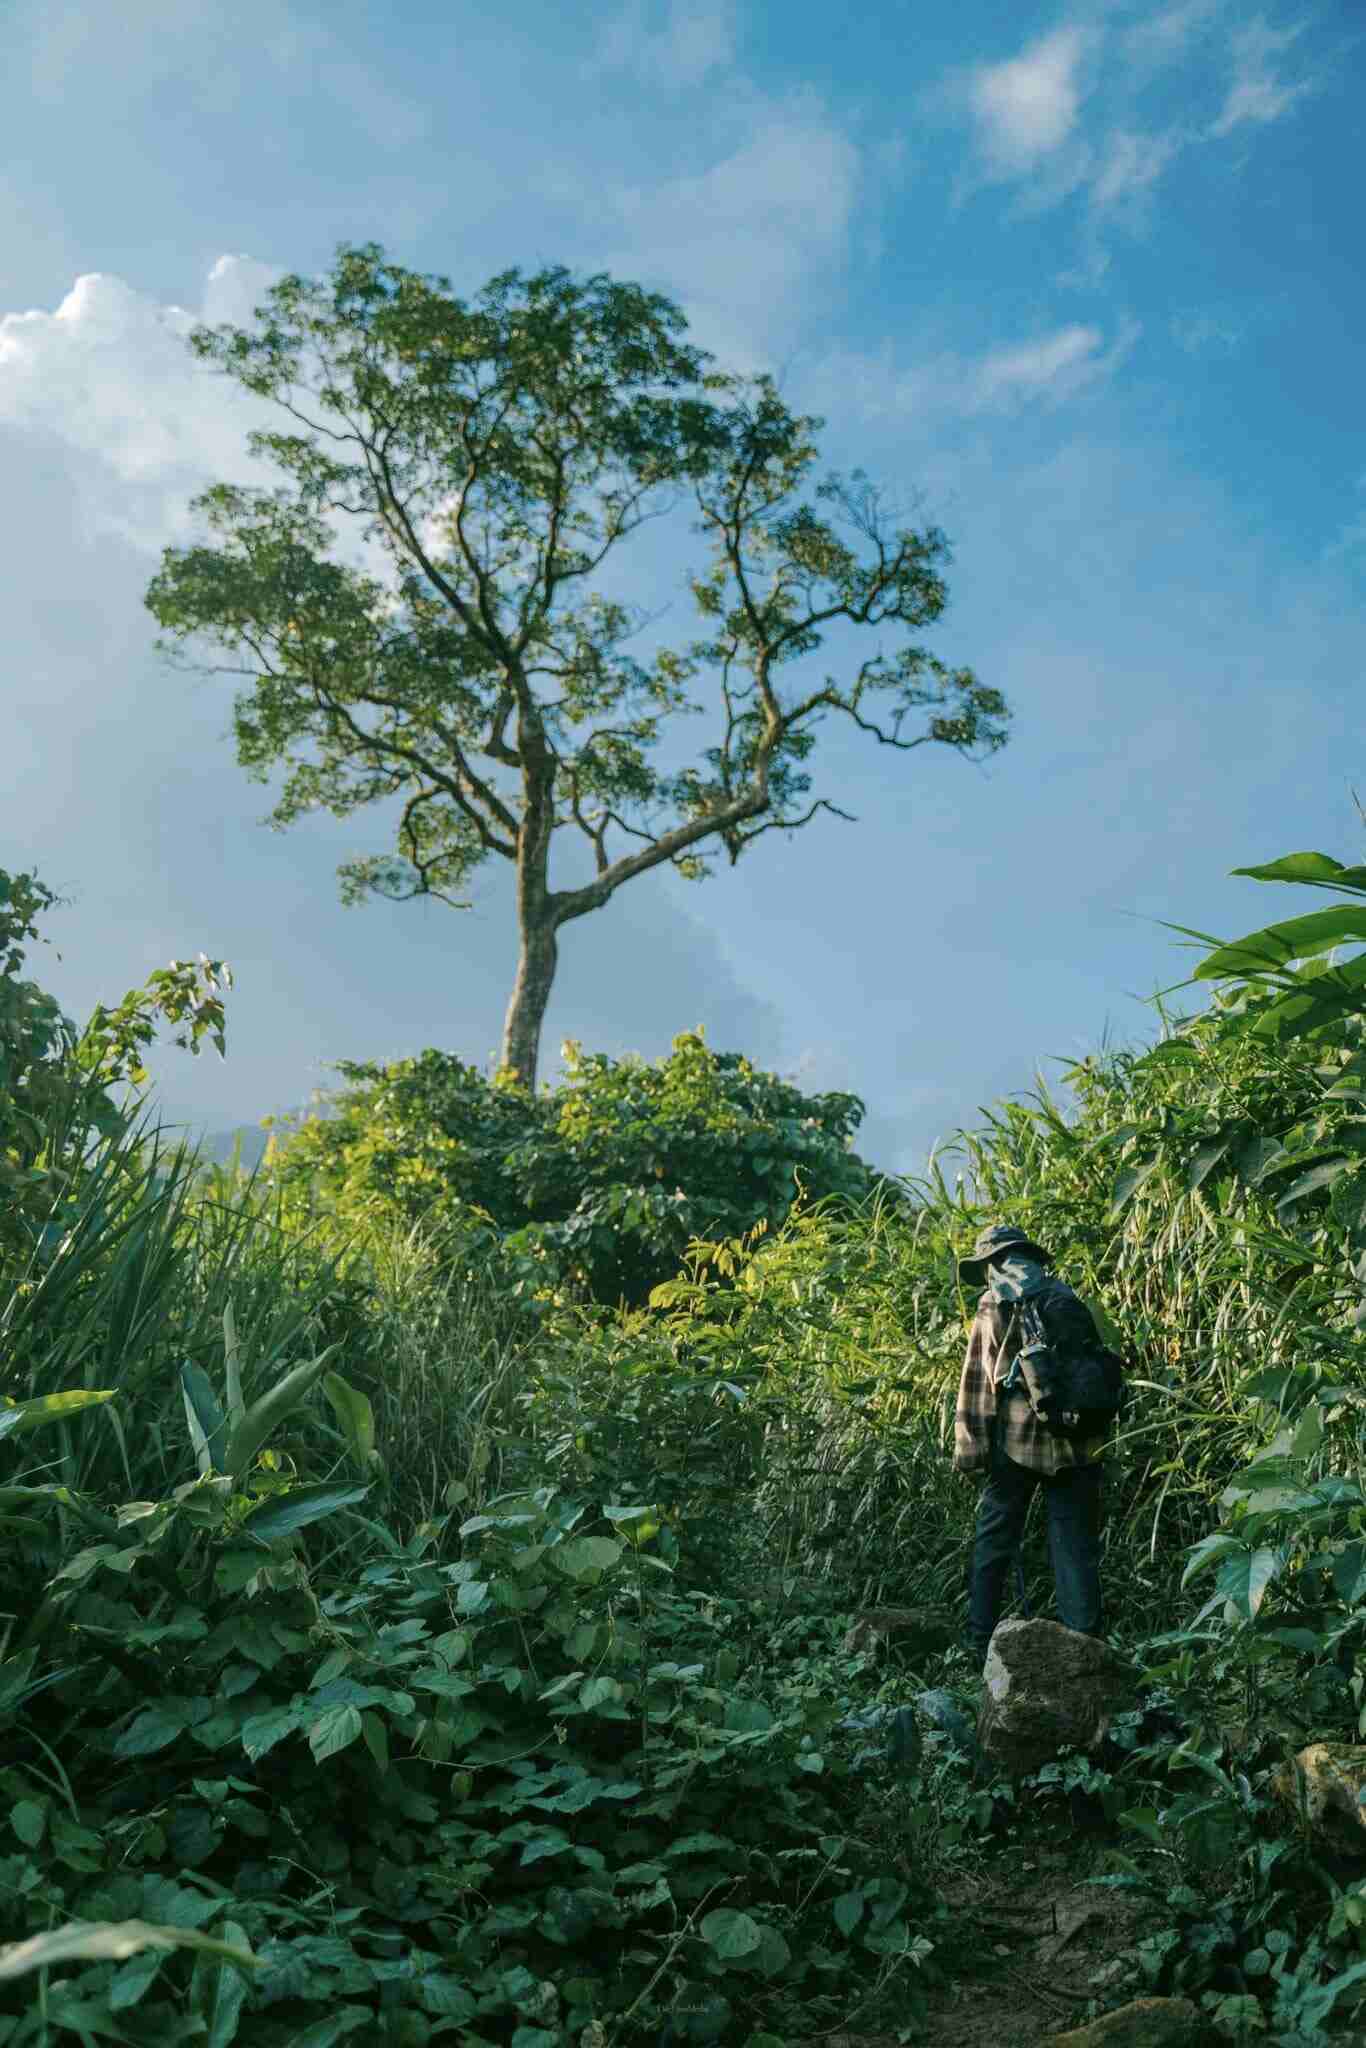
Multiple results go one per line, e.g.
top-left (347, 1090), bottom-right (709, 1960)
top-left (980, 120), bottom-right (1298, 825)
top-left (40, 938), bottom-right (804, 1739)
top-left (944, 5), bottom-right (1318, 254)
top-left (968, 26), bottom-right (1090, 177)
top-left (972, 319), bottom-right (1140, 411)
top-left (593, 95), bottom-right (860, 362)
top-left (1210, 16), bottom-right (1315, 137)
top-left (590, 0), bottom-right (734, 89)
top-left (21, 0), bottom-right (428, 147)
top-left (1089, 126), bottom-right (1185, 217)
top-left (1121, 0), bottom-right (1224, 78)
top-left (798, 314), bottom-right (1141, 435)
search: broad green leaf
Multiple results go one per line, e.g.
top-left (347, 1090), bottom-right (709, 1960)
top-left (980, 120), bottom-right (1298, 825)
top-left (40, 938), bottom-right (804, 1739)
top-left (1334, 1542), bottom-right (1366, 1607)
top-left (321, 1372), bottom-right (377, 1473)
top-left (181, 1361), bottom-right (228, 1476)
top-left (1187, 1136), bottom-right (1232, 1192)
top-left (1181, 1533), bottom-right (1248, 1588)
top-left (196, 1919), bottom-right (250, 2047)
top-left (240, 1706), bottom-right (301, 1761)
top-left (115, 1708), bottom-right (189, 1758)
top-left (554, 1535), bottom-right (622, 1577)
top-left (225, 1343), bottom-right (341, 1482)
top-left (1276, 1158), bottom-right (1352, 1211)
top-left (0, 1389), bottom-right (117, 1443)
top-left (1234, 854), bottom-right (1334, 885)
top-left (307, 1704), bottom-right (362, 1763)
top-left (239, 1482), bottom-right (369, 1543)
top-left (10, 1800), bottom-right (45, 1847)
top-left (1232, 852), bottom-right (1366, 890)
top-left (579, 1675), bottom-right (622, 1711)
top-left (360, 1711), bottom-right (389, 1772)
top-left (701, 1908), bottom-right (763, 1960)
top-left (0, 1919), bottom-right (257, 1984)
top-left (1216, 1545), bottom-right (1282, 1620)
top-left (833, 1891), bottom-right (864, 1937)
top-left (1109, 1151), bottom-right (1161, 1217)
top-left (754, 1924), bottom-right (791, 1977)
top-left (1291, 1404), bottom-right (1324, 1460)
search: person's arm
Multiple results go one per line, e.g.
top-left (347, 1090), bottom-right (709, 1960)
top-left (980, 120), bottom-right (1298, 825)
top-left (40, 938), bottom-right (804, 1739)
top-left (953, 1309), bottom-right (995, 1475)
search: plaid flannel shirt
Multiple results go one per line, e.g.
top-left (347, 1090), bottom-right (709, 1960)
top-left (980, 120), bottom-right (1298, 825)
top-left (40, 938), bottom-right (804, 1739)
top-left (953, 1281), bottom-right (1104, 1479)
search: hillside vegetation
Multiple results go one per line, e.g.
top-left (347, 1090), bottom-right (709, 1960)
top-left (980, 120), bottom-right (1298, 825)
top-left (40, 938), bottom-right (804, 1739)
top-left (8, 854), bottom-right (1366, 2043)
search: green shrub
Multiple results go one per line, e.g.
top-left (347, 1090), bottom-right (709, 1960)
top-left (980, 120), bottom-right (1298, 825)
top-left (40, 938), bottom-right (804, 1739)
top-left (259, 1031), bottom-right (899, 1311)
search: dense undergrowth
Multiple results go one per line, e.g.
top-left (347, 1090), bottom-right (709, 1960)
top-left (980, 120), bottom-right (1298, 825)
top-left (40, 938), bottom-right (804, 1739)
top-left (11, 854), bottom-right (1366, 2041)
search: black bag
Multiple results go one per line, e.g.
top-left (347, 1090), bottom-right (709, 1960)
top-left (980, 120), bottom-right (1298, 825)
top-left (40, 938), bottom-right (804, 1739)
top-left (1014, 1290), bottom-right (1126, 1439)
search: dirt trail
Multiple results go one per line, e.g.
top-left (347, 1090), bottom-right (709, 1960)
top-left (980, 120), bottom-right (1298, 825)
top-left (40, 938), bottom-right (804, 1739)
top-left (906, 1841), bottom-right (1161, 2046)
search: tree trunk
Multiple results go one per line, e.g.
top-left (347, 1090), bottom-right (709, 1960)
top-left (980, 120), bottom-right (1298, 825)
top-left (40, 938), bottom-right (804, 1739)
top-left (501, 911), bottom-right (558, 1093)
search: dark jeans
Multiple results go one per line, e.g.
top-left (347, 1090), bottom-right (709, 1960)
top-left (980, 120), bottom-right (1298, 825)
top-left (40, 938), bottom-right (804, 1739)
top-left (967, 1448), bottom-right (1104, 1660)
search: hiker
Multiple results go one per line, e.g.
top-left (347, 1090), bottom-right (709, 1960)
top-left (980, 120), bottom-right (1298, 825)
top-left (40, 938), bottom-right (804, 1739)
top-left (954, 1224), bottom-right (1110, 1669)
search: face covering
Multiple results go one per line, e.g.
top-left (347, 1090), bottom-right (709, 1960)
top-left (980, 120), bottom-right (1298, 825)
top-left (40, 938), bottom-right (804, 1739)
top-left (985, 1253), bottom-right (1047, 1304)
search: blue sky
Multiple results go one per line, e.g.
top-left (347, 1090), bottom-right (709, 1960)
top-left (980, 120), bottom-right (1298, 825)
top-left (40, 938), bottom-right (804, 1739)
top-left (3, 0), bottom-right (1363, 1178)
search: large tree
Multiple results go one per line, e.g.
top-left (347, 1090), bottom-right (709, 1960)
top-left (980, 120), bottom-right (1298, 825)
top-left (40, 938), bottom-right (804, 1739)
top-left (147, 244), bottom-right (1009, 1092)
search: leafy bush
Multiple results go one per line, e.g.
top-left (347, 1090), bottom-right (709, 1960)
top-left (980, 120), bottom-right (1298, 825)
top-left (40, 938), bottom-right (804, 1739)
top-left (0, 1458), bottom-right (927, 2043)
top-left (259, 1031), bottom-right (898, 1310)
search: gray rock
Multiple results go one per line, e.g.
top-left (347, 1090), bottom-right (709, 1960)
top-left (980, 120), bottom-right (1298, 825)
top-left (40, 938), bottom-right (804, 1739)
top-left (976, 1618), bottom-right (1135, 1777)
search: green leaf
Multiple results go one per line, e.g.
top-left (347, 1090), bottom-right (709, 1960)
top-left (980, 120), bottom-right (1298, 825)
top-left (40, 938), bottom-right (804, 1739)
top-left (833, 1891), bottom-right (864, 1937)
top-left (554, 1535), bottom-right (622, 1577)
top-left (579, 1676), bottom-right (623, 1711)
top-left (10, 1800), bottom-right (45, 1847)
top-left (197, 1919), bottom-right (250, 2047)
top-left (1334, 1542), bottom-right (1366, 1607)
top-left (1291, 1404), bottom-right (1324, 1460)
top-left (222, 1300), bottom-right (246, 1433)
top-left (240, 1706), bottom-right (301, 1761)
top-left (700, 1908), bottom-right (763, 1960)
top-left (1276, 1158), bottom-right (1352, 1211)
top-left (1187, 1136), bottom-right (1232, 1191)
top-left (1181, 1533), bottom-right (1249, 1588)
top-left (181, 1360), bottom-right (229, 1477)
top-left (321, 1371), bottom-right (377, 1473)
top-left (1231, 852), bottom-right (1360, 889)
top-left (307, 1704), bottom-right (362, 1763)
top-left (0, 1389), bottom-right (117, 1443)
top-left (225, 1344), bottom-right (341, 1482)
top-left (239, 1482), bottom-right (369, 1543)
top-left (0, 1919), bottom-right (257, 1984)
top-left (115, 1708), bottom-right (189, 1758)
top-left (1216, 1545), bottom-right (1282, 1620)
top-left (1109, 1151), bottom-right (1162, 1217)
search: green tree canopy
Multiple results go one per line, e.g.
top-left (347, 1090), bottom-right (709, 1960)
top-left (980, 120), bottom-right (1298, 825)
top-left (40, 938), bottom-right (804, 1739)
top-left (146, 242), bottom-right (1009, 1090)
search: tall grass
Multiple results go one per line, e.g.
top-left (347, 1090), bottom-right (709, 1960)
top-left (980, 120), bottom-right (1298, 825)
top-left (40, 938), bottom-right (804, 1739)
top-left (1, 1088), bottom-right (545, 1535)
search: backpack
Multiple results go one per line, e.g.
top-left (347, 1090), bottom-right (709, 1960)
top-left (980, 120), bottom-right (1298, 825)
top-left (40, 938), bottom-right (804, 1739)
top-left (1013, 1287), bottom-right (1127, 1440)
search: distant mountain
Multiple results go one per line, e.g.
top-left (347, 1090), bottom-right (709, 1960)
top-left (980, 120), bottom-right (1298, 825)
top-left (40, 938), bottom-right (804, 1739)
top-left (147, 1104), bottom-right (336, 1178)
top-left (195, 1124), bottom-right (274, 1171)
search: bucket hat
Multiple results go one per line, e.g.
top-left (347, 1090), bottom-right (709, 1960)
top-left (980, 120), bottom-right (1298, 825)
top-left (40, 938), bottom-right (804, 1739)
top-left (957, 1223), bottom-right (1055, 1288)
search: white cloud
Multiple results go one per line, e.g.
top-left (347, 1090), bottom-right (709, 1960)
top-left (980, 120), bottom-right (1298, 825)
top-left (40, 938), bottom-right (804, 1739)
top-left (1121, 0), bottom-right (1224, 76)
top-left (797, 315), bottom-right (1140, 435)
top-left (21, 0), bottom-right (427, 147)
top-left (1211, 16), bottom-right (1314, 138)
top-left (0, 262), bottom-right (278, 549)
top-left (971, 319), bottom-right (1140, 411)
top-left (599, 100), bottom-right (860, 361)
top-left (969, 26), bottom-right (1090, 175)
top-left (591, 0), bottom-right (734, 89)
top-left (1089, 127), bottom-right (1185, 215)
